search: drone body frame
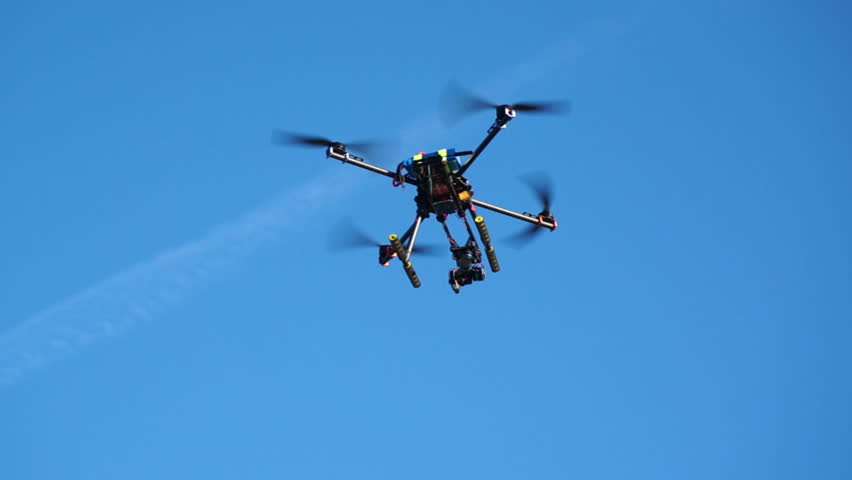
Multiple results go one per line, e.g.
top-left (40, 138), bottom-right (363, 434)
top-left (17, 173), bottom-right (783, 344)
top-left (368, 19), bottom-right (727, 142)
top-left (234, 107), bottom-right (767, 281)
top-left (316, 105), bottom-right (557, 292)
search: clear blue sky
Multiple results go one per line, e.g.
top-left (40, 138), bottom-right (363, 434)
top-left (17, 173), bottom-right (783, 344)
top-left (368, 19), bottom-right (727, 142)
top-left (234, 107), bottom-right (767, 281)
top-left (2, 1), bottom-right (850, 478)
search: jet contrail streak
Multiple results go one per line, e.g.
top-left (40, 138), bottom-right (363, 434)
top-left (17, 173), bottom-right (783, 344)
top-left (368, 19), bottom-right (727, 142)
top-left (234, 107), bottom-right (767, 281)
top-left (0, 171), bottom-right (360, 386)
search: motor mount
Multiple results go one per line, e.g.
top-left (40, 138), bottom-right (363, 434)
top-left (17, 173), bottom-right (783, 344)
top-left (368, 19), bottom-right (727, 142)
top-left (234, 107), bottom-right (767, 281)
top-left (496, 105), bottom-right (517, 126)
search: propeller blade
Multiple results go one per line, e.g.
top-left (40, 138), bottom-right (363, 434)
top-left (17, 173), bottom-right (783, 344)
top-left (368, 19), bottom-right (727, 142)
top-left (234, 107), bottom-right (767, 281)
top-left (506, 224), bottom-right (544, 247)
top-left (506, 173), bottom-right (556, 247)
top-left (273, 130), bottom-right (391, 163)
top-left (346, 141), bottom-right (378, 154)
top-left (458, 93), bottom-right (498, 114)
top-left (273, 130), bottom-right (336, 147)
top-left (410, 244), bottom-right (444, 256)
top-left (520, 172), bottom-right (554, 213)
top-left (439, 81), bottom-right (495, 124)
top-left (510, 100), bottom-right (570, 114)
top-left (328, 219), bottom-right (443, 256)
top-left (440, 81), bottom-right (570, 124)
top-left (329, 219), bottom-right (381, 249)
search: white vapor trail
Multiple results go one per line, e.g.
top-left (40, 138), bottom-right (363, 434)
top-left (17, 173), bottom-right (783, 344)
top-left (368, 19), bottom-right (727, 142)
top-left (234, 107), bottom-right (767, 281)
top-left (0, 17), bottom-right (634, 387)
top-left (0, 171), bottom-right (360, 386)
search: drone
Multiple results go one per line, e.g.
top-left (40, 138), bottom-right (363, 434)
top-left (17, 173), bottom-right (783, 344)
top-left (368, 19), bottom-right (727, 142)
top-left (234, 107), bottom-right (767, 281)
top-left (275, 85), bottom-right (566, 293)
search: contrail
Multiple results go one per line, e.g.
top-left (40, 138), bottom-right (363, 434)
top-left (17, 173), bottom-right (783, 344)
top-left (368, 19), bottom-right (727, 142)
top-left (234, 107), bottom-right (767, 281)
top-left (0, 17), bottom-right (634, 387)
top-left (0, 170), bottom-right (361, 386)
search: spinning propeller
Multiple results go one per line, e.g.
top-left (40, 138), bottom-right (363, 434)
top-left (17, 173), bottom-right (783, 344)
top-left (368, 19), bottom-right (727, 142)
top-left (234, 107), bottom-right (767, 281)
top-left (273, 130), bottom-right (381, 155)
top-left (273, 130), bottom-right (396, 165)
top-left (440, 81), bottom-right (570, 124)
top-left (329, 219), bottom-right (442, 256)
top-left (508, 174), bottom-right (557, 246)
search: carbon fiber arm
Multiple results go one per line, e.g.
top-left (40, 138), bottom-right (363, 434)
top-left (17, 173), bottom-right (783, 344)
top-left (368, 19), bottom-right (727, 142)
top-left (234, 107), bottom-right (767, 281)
top-left (470, 198), bottom-right (557, 230)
